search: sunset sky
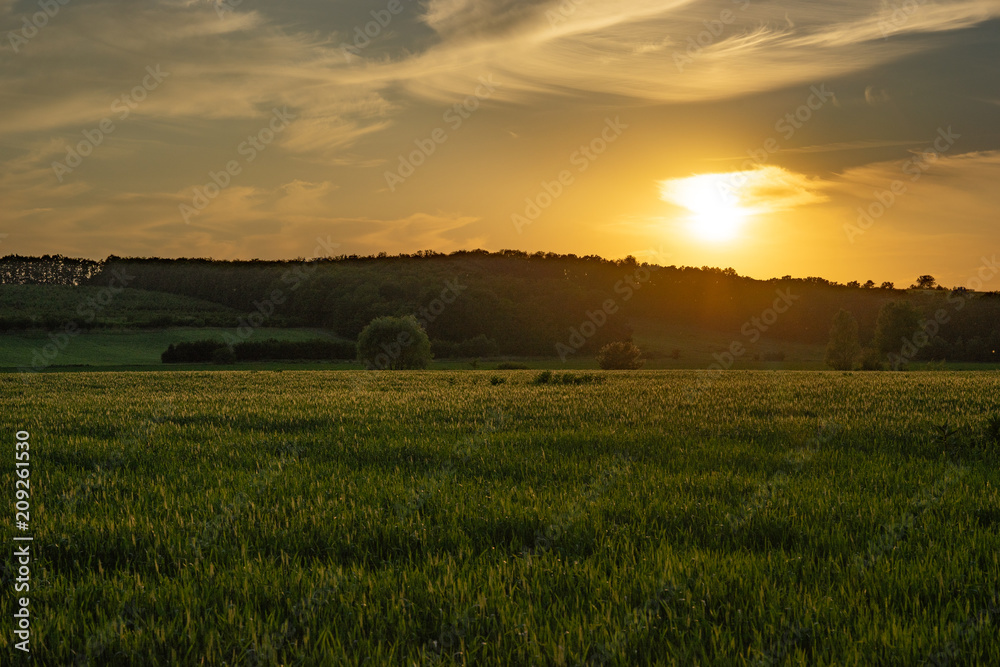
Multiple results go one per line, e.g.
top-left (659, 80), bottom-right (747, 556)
top-left (1, 0), bottom-right (998, 286)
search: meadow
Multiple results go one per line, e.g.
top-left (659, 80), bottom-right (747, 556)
top-left (2, 370), bottom-right (999, 665)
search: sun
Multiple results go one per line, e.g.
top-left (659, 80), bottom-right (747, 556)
top-left (659, 173), bottom-right (752, 242)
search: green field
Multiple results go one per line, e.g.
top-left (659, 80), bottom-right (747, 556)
top-left (2, 370), bottom-right (999, 665)
top-left (0, 328), bottom-right (347, 370)
top-left (0, 285), bottom-right (241, 328)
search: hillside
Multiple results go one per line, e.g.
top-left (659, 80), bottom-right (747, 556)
top-left (0, 285), bottom-right (244, 329)
top-left (1, 252), bottom-right (999, 363)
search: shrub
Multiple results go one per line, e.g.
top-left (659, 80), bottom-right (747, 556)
top-left (531, 370), bottom-right (553, 384)
top-left (357, 315), bottom-right (432, 370)
top-left (597, 341), bottom-right (644, 370)
top-left (556, 372), bottom-right (602, 385)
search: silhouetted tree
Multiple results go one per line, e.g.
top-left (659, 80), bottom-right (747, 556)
top-left (912, 275), bottom-right (937, 289)
top-left (597, 341), bottom-right (644, 370)
top-left (825, 310), bottom-right (861, 370)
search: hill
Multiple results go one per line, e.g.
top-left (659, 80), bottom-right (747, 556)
top-left (1, 251), bottom-right (999, 363)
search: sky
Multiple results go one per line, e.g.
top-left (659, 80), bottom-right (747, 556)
top-left (1, 0), bottom-right (998, 287)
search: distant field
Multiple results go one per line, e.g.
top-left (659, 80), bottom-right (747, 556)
top-left (4, 326), bottom-right (998, 373)
top-left (2, 371), bottom-right (998, 664)
top-left (0, 285), bottom-right (241, 328)
top-left (0, 328), bottom-right (346, 369)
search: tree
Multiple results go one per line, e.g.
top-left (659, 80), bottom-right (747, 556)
top-left (863, 280), bottom-right (876, 289)
top-left (880, 281), bottom-right (895, 290)
top-left (825, 310), bottom-right (861, 370)
top-left (357, 315), bottom-right (432, 370)
top-left (873, 300), bottom-right (921, 355)
top-left (912, 274), bottom-right (937, 289)
top-left (597, 341), bottom-right (644, 370)
top-left (846, 280), bottom-right (860, 288)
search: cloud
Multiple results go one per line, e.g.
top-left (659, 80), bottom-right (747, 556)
top-left (659, 166), bottom-right (828, 217)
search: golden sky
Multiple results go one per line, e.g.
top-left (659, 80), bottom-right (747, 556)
top-left (1, 0), bottom-right (999, 286)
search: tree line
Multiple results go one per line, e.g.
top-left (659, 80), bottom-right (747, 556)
top-left (3, 252), bottom-right (999, 359)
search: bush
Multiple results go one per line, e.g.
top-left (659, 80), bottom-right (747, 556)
top-left (597, 341), bottom-right (644, 370)
top-left (489, 375), bottom-right (505, 385)
top-left (529, 371), bottom-right (602, 385)
top-left (357, 316), bottom-right (432, 370)
top-left (161, 339), bottom-right (224, 363)
top-left (531, 370), bottom-right (553, 384)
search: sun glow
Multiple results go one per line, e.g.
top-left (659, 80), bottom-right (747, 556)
top-left (659, 173), bottom-right (751, 242)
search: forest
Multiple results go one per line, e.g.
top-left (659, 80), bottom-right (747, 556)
top-left (1, 251), bottom-right (998, 361)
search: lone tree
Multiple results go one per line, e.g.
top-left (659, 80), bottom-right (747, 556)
top-left (597, 341), bottom-right (644, 370)
top-left (912, 274), bottom-right (937, 289)
top-left (825, 309), bottom-right (861, 370)
top-left (357, 315), bottom-right (432, 370)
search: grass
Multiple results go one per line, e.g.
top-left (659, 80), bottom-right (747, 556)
top-left (1, 370), bottom-right (999, 665)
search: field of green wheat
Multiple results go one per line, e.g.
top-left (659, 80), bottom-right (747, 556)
top-left (2, 370), bottom-right (999, 665)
